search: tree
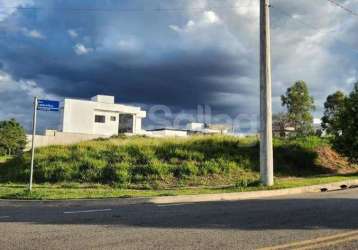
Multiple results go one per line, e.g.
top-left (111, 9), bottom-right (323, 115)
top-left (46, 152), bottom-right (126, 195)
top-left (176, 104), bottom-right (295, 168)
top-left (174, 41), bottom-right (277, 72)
top-left (321, 91), bottom-right (347, 136)
top-left (281, 80), bottom-right (315, 136)
top-left (331, 82), bottom-right (358, 162)
top-left (0, 119), bottom-right (27, 156)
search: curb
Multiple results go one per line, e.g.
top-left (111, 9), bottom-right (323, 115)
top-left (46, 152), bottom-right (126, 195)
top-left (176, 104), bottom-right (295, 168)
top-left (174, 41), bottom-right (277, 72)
top-left (148, 179), bottom-right (358, 204)
top-left (1, 179), bottom-right (358, 206)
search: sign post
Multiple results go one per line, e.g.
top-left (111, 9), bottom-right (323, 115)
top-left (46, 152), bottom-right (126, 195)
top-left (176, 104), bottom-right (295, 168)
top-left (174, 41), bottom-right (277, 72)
top-left (37, 99), bottom-right (61, 112)
top-left (28, 98), bottom-right (60, 192)
top-left (29, 97), bottom-right (38, 191)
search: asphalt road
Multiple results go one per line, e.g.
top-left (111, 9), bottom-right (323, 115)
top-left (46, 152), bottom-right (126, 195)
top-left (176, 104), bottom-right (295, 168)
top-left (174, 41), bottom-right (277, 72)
top-left (1, 188), bottom-right (358, 250)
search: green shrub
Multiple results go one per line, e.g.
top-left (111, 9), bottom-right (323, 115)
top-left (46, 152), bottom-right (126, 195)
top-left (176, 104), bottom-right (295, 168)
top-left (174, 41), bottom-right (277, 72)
top-left (155, 144), bottom-right (205, 161)
top-left (126, 145), bottom-right (155, 165)
top-left (155, 144), bottom-right (178, 161)
top-left (171, 161), bottom-right (198, 179)
top-left (0, 156), bottom-right (28, 182)
top-left (129, 160), bottom-right (168, 182)
top-left (77, 158), bottom-right (106, 182)
top-left (274, 136), bottom-right (327, 150)
top-left (40, 146), bottom-right (71, 163)
top-left (235, 178), bottom-right (260, 188)
top-left (0, 119), bottom-right (27, 156)
top-left (198, 160), bottom-right (221, 175)
top-left (104, 147), bottom-right (130, 164)
top-left (50, 161), bottom-right (74, 182)
top-left (34, 160), bottom-right (55, 183)
top-left (215, 159), bottom-right (239, 173)
top-left (102, 162), bottom-right (130, 186)
top-left (0, 135), bottom-right (338, 187)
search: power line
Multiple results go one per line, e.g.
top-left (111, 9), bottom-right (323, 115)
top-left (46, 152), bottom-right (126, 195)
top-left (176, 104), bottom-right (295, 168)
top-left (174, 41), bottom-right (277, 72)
top-left (270, 4), bottom-right (358, 53)
top-left (270, 5), bottom-right (318, 30)
top-left (0, 2), bottom-right (254, 13)
top-left (326, 0), bottom-right (358, 17)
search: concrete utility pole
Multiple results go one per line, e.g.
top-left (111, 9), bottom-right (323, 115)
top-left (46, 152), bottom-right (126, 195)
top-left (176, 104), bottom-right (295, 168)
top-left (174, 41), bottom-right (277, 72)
top-left (260, 0), bottom-right (274, 186)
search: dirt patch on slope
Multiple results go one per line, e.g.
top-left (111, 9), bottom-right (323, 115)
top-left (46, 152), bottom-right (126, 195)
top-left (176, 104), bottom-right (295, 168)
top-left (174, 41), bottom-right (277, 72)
top-left (315, 146), bottom-right (357, 174)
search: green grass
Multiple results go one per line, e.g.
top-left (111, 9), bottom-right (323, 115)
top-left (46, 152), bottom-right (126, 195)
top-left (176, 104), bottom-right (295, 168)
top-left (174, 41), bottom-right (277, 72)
top-left (1, 135), bottom-right (356, 200)
top-left (0, 135), bottom-right (356, 193)
top-left (1, 174), bottom-right (357, 200)
top-left (0, 155), bottom-right (12, 163)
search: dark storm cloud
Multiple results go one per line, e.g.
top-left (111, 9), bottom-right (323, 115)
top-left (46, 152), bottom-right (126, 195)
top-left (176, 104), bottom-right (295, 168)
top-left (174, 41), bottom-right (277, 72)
top-left (50, 52), bottom-right (246, 105)
top-left (1, 0), bottom-right (357, 132)
top-left (0, 0), bottom-right (254, 119)
top-left (0, 42), bottom-right (251, 108)
top-left (0, 0), bottom-right (266, 134)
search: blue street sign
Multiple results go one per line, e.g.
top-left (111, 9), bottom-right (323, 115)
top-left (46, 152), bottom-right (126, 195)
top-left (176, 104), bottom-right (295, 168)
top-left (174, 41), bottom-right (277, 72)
top-left (37, 99), bottom-right (60, 112)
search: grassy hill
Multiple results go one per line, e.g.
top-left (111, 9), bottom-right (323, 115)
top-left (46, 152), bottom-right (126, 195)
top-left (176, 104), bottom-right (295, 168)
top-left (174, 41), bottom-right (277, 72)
top-left (0, 135), bottom-right (356, 189)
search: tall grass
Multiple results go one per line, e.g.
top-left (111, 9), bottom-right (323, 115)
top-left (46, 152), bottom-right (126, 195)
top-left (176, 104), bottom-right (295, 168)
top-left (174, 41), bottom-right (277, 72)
top-left (0, 135), bottom-right (330, 188)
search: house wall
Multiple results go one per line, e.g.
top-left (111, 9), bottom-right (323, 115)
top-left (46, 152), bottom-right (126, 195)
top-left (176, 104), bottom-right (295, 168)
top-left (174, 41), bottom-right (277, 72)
top-left (187, 123), bottom-right (205, 130)
top-left (134, 116), bottom-right (143, 133)
top-left (93, 110), bottom-right (119, 136)
top-left (62, 99), bottom-right (94, 135)
top-left (61, 96), bottom-right (146, 136)
top-left (26, 131), bottom-right (110, 150)
top-left (147, 130), bottom-right (188, 137)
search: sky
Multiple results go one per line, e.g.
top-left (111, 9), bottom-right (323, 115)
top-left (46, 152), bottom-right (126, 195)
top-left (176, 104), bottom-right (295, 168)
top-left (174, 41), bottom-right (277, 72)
top-left (0, 0), bottom-right (357, 133)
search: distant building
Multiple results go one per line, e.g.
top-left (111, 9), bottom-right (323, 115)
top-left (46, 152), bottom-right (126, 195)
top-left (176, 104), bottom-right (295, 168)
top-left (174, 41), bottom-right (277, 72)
top-left (313, 118), bottom-right (322, 130)
top-left (146, 128), bottom-right (188, 137)
top-left (187, 123), bottom-right (230, 135)
top-left (146, 123), bottom-right (230, 138)
top-left (60, 95), bottom-right (146, 136)
top-left (273, 118), bottom-right (323, 137)
top-left (187, 122), bottom-right (205, 131)
top-left (272, 123), bottom-right (295, 138)
top-left (313, 118), bottom-right (324, 136)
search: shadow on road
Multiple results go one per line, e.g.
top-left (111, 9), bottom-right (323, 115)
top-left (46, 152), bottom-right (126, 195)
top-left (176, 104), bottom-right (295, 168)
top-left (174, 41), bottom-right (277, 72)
top-left (1, 194), bottom-right (358, 230)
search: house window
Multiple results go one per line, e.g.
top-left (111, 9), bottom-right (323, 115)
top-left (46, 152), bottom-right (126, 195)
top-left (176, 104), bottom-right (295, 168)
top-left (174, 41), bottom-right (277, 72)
top-left (110, 116), bottom-right (116, 122)
top-left (95, 115), bottom-right (106, 123)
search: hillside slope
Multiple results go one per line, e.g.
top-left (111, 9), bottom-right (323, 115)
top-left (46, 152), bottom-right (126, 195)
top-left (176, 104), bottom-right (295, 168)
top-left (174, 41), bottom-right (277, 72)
top-left (0, 135), bottom-right (356, 189)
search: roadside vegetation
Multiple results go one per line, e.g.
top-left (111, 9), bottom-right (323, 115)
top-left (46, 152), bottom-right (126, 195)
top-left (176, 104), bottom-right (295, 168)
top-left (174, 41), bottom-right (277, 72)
top-left (276, 80), bottom-right (358, 163)
top-left (0, 119), bottom-right (26, 157)
top-left (280, 80), bottom-right (316, 136)
top-left (321, 82), bottom-right (358, 162)
top-left (1, 80), bottom-right (358, 200)
top-left (0, 135), bottom-right (356, 192)
top-left (1, 174), bottom-right (358, 200)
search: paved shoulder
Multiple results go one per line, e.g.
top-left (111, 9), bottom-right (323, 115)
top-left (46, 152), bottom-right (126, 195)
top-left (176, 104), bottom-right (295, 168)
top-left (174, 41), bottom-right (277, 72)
top-left (0, 189), bottom-right (358, 249)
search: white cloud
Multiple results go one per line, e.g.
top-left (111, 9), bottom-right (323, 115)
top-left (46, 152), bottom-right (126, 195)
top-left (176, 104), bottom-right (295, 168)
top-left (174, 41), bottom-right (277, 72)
top-left (235, 0), bottom-right (259, 18)
top-left (169, 20), bottom-right (195, 32)
top-left (22, 28), bottom-right (45, 39)
top-left (266, 0), bottom-right (358, 115)
top-left (97, 30), bottom-right (142, 54)
top-left (0, 71), bottom-right (52, 97)
top-left (73, 43), bottom-right (93, 55)
top-left (2, 0), bottom-right (358, 126)
top-left (345, 69), bottom-right (357, 86)
top-left (166, 0), bottom-right (358, 117)
top-left (0, 0), bottom-right (33, 21)
top-left (0, 70), bottom-right (59, 131)
top-left (169, 7), bottom-right (247, 56)
top-left (169, 11), bottom-right (221, 33)
top-left (118, 38), bottom-right (141, 51)
top-left (202, 11), bottom-right (220, 24)
top-left (68, 29), bottom-right (78, 38)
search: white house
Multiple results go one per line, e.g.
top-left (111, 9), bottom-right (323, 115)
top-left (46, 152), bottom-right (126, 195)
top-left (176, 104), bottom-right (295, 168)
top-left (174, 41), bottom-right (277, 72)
top-left (146, 128), bottom-right (188, 137)
top-left (186, 123), bottom-right (229, 135)
top-left (60, 95), bottom-right (146, 136)
top-left (187, 122), bottom-right (205, 131)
